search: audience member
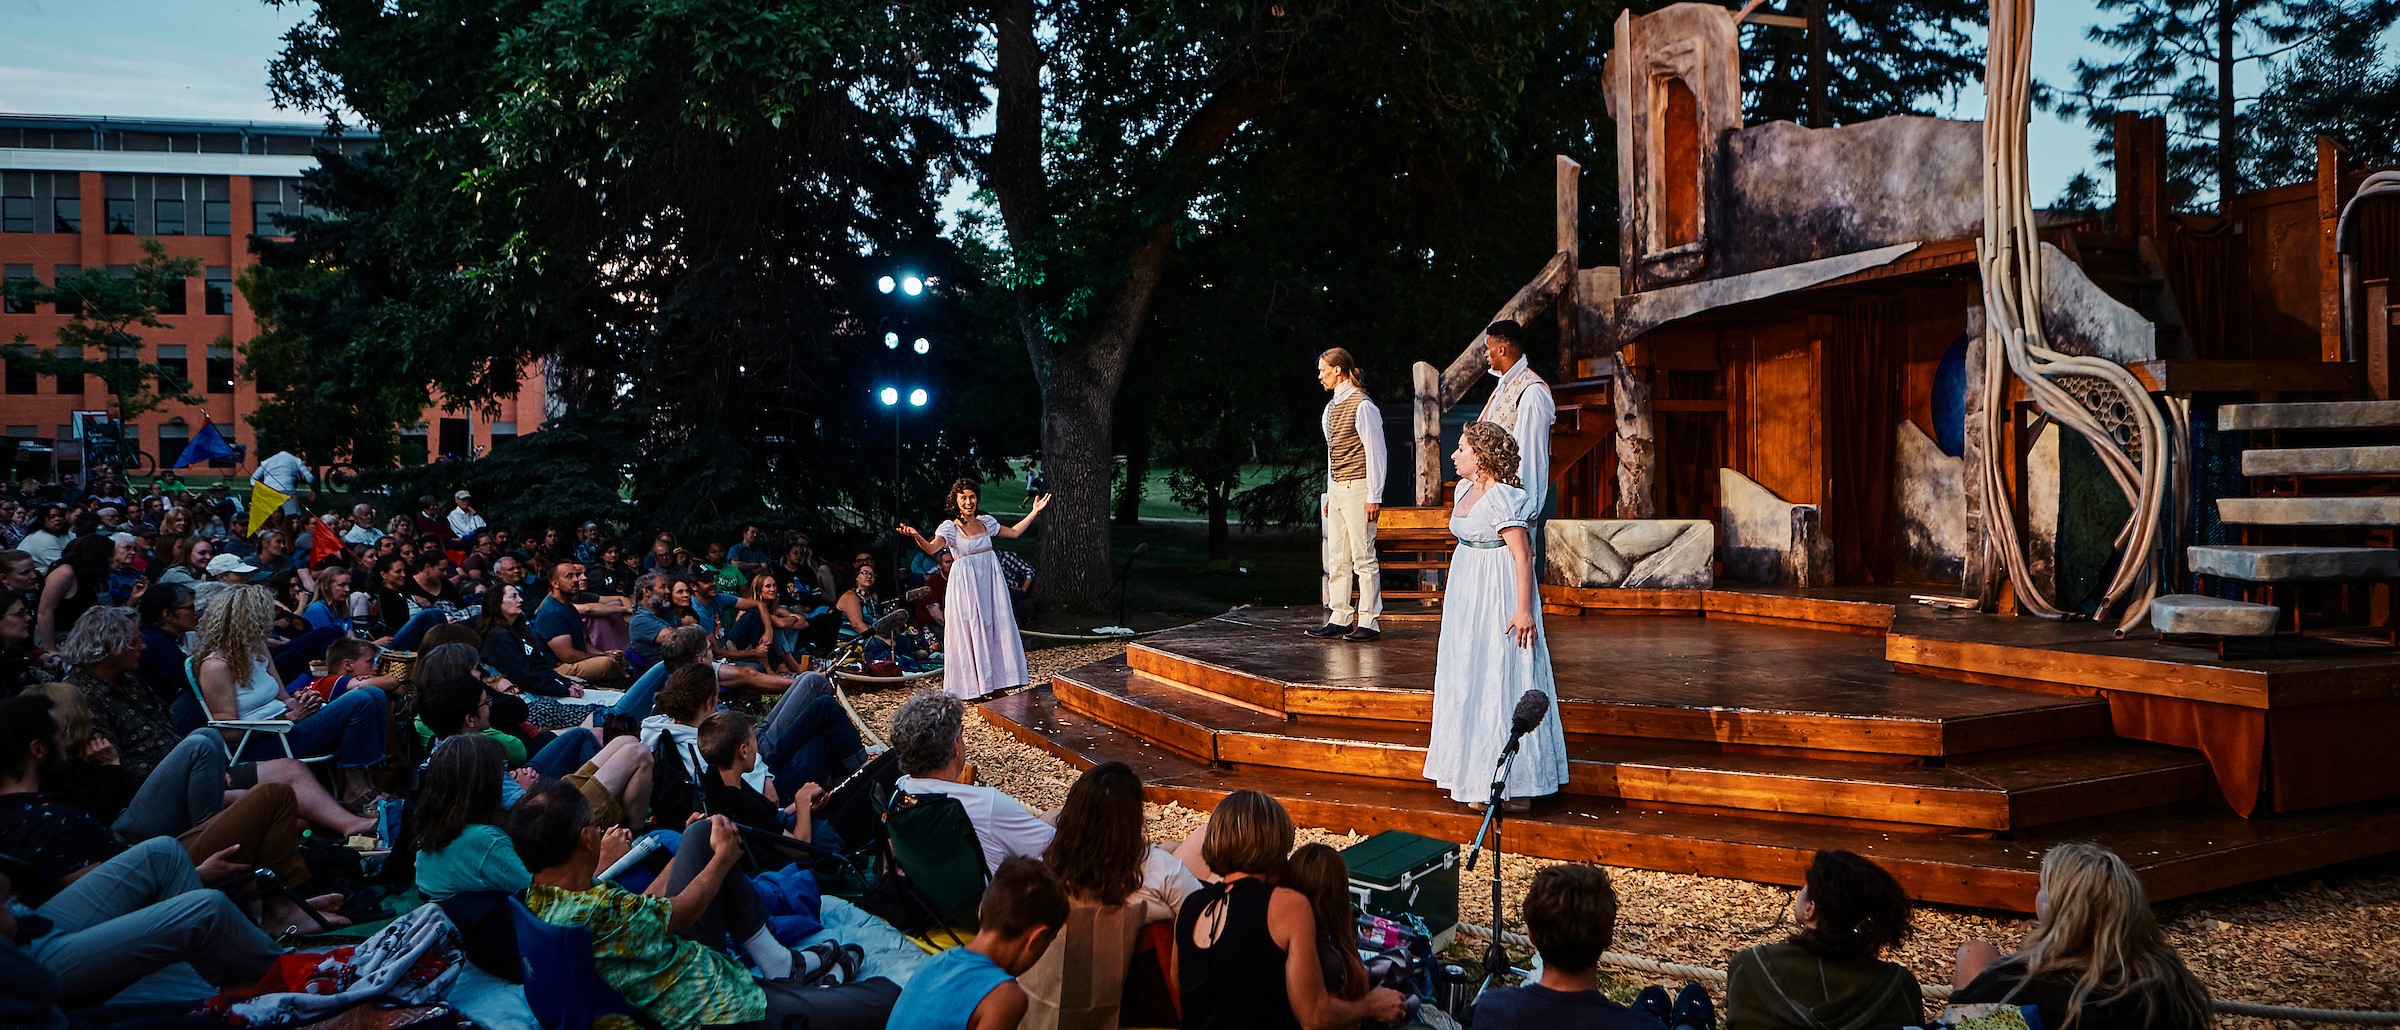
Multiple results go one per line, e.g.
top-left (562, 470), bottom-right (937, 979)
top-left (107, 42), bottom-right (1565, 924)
top-left (413, 733), bottom-right (532, 901)
top-left (891, 690), bottom-right (1054, 874)
top-left (888, 855), bottom-right (1069, 1030)
top-left (1042, 761), bottom-right (1204, 921)
top-left (34, 534), bottom-right (113, 651)
top-left (0, 592), bottom-right (46, 697)
top-left (1175, 790), bottom-right (1404, 1030)
top-left (194, 585), bottom-right (389, 812)
top-left (533, 560), bottom-right (629, 684)
top-left (1474, 864), bottom-right (1666, 1030)
top-left (1725, 850), bottom-right (1918, 1030)
top-left (1951, 843), bottom-right (2211, 1030)
top-left (18, 504), bottom-right (70, 574)
top-left (696, 710), bottom-right (824, 852)
top-left (134, 581), bottom-right (198, 705)
top-left (474, 582), bottom-right (579, 697)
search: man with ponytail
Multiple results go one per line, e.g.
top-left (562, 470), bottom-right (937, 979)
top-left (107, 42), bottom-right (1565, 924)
top-left (1307, 348), bottom-right (1387, 642)
top-left (1725, 850), bottom-right (1924, 1030)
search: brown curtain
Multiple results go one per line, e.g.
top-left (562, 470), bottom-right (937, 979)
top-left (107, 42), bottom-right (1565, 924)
top-left (1826, 301), bottom-right (1899, 584)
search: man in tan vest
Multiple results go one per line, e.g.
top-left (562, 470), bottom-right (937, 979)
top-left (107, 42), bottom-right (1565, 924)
top-left (1308, 348), bottom-right (1386, 642)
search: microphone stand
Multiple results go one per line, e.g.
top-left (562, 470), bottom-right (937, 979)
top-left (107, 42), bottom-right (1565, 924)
top-left (1465, 727), bottom-right (1527, 995)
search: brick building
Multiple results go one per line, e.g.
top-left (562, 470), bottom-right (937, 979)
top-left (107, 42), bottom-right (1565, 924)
top-left (0, 113), bottom-right (548, 478)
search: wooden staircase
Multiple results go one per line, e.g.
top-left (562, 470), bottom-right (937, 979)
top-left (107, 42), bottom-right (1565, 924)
top-left (2188, 399), bottom-right (2400, 643)
top-left (968, 602), bottom-right (2400, 910)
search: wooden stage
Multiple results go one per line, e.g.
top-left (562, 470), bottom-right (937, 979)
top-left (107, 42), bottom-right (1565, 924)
top-left (978, 589), bottom-right (2400, 911)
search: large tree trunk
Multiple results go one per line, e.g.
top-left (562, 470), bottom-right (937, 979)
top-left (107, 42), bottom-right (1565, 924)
top-left (1207, 488), bottom-right (1232, 560)
top-left (1032, 343), bottom-right (1124, 614)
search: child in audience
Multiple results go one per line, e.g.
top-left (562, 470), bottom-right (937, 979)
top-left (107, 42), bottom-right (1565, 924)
top-left (696, 710), bottom-right (825, 850)
top-left (1283, 843), bottom-right (1371, 1006)
top-left (1950, 842), bottom-right (2211, 1030)
top-left (1726, 850), bottom-right (1923, 1030)
top-left (1473, 864), bottom-right (1669, 1030)
top-left (887, 855), bottom-right (1070, 1030)
top-left (291, 638), bottom-right (381, 701)
top-left (412, 733), bottom-right (531, 901)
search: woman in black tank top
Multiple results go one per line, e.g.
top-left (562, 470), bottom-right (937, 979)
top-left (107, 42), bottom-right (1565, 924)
top-left (1178, 877), bottom-right (1302, 1030)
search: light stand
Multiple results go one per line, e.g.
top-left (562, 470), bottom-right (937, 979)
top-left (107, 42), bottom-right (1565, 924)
top-left (1464, 732), bottom-right (1526, 995)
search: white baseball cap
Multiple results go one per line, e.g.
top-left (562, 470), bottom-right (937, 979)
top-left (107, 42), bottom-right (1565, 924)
top-left (205, 553), bottom-right (260, 575)
top-left (454, 490), bottom-right (473, 501)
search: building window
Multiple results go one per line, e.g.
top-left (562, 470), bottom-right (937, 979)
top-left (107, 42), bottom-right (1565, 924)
top-left (156, 276), bottom-right (186, 316)
top-left (51, 265), bottom-right (80, 316)
top-left (490, 420), bottom-right (518, 448)
top-left (0, 172), bottom-right (30, 233)
top-left (1656, 77), bottom-right (1702, 250)
top-left (205, 267), bottom-right (233, 315)
top-left (204, 200), bottom-right (231, 236)
top-left (206, 344), bottom-right (235, 394)
top-left (201, 177), bottom-right (230, 236)
top-left (154, 198), bottom-right (185, 236)
top-left (4, 352), bottom-right (34, 395)
top-left (400, 422), bottom-right (430, 464)
top-left (157, 420), bottom-right (191, 468)
top-left (56, 346), bottom-right (82, 394)
top-left (2, 265), bottom-right (33, 314)
top-left (52, 174), bottom-right (80, 233)
top-left (104, 175), bottom-right (135, 234)
top-left (155, 345), bottom-right (189, 392)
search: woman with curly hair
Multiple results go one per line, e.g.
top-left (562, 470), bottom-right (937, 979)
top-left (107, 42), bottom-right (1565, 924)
top-left (1950, 843), bottom-right (2211, 1030)
top-left (1725, 850), bottom-right (1923, 1030)
top-left (195, 583), bottom-right (392, 811)
top-left (1420, 420), bottom-right (1567, 808)
top-left (898, 479), bottom-right (1048, 701)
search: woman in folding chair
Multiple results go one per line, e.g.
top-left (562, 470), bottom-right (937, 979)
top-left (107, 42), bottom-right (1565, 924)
top-left (192, 586), bottom-right (392, 821)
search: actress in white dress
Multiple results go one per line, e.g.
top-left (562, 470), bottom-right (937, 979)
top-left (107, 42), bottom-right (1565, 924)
top-left (1421, 421), bottom-right (1569, 805)
top-left (900, 481), bottom-right (1049, 700)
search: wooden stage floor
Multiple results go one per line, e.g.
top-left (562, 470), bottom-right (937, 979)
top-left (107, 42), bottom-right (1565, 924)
top-left (978, 598), bottom-right (2400, 911)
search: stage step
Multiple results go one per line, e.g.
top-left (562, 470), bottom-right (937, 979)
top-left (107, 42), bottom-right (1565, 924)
top-left (2219, 399), bottom-right (2400, 431)
top-left (1057, 662), bottom-right (2202, 831)
top-left (977, 685), bottom-right (2400, 912)
top-left (2242, 445), bottom-right (2400, 477)
top-left (2187, 545), bottom-right (2400, 582)
top-left (2217, 496), bottom-right (2400, 527)
top-left (1124, 609), bottom-right (2112, 757)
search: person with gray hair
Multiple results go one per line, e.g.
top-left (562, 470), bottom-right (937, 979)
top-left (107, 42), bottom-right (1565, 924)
top-left (59, 607), bottom-right (180, 783)
top-left (343, 502), bottom-right (384, 547)
top-left (890, 690), bottom-right (1058, 874)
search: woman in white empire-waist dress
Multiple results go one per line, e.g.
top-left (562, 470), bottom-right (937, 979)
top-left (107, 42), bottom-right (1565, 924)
top-left (899, 480), bottom-right (1050, 701)
top-left (1421, 421), bottom-right (1569, 805)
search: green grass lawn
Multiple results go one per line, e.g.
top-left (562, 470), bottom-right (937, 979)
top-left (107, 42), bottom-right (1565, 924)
top-left (1003, 517), bottom-right (1323, 632)
top-left (978, 463), bottom-right (1286, 522)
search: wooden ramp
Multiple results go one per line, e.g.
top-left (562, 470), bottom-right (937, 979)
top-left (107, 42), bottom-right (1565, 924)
top-left (980, 599), bottom-right (2400, 911)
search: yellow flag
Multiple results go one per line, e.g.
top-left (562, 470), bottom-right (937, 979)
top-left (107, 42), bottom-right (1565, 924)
top-left (247, 481), bottom-right (290, 535)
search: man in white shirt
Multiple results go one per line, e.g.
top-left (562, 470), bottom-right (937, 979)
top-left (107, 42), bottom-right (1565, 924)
top-left (1307, 348), bottom-right (1387, 643)
top-left (17, 504), bottom-right (71, 574)
top-left (886, 692), bottom-right (1054, 875)
top-left (342, 502), bottom-right (384, 547)
top-left (446, 490), bottom-right (487, 544)
top-left (1477, 319), bottom-right (1556, 524)
top-left (249, 449), bottom-right (314, 515)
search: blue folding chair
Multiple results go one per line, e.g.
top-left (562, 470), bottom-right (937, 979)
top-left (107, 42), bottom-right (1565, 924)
top-left (507, 897), bottom-right (658, 1030)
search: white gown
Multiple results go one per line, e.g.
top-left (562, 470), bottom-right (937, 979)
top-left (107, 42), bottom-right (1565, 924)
top-left (936, 516), bottom-right (1030, 700)
top-left (1421, 482), bottom-right (1570, 803)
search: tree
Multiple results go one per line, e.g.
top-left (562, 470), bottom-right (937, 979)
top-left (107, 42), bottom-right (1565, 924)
top-left (2, 240), bottom-right (203, 465)
top-left (2239, 10), bottom-right (2400, 187)
top-left (266, 0), bottom-right (1004, 533)
top-left (1735, 0), bottom-right (1987, 126)
top-left (2045, 0), bottom-right (2398, 210)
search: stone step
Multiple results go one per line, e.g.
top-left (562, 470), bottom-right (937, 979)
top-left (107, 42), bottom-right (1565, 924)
top-left (2243, 445), bottom-right (2400, 477)
top-left (2187, 545), bottom-right (2400, 582)
top-left (2217, 496), bottom-right (2400, 527)
top-left (2219, 400), bottom-right (2400, 431)
top-left (2150, 594), bottom-right (2280, 638)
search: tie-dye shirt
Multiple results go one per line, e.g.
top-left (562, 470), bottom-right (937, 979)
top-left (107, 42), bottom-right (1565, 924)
top-left (523, 881), bottom-right (766, 1029)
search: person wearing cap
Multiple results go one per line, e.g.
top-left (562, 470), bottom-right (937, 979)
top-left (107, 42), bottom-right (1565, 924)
top-left (447, 490), bottom-right (487, 544)
top-left (205, 552), bottom-right (259, 585)
top-left (574, 521), bottom-right (604, 565)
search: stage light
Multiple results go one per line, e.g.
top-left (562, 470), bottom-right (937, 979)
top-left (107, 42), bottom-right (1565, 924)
top-left (876, 275), bottom-right (896, 294)
top-left (884, 332), bottom-right (900, 349)
top-left (908, 388), bottom-right (928, 407)
top-left (878, 386), bottom-right (899, 406)
top-left (901, 275), bottom-right (924, 296)
top-left (912, 337), bottom-right (930, 354)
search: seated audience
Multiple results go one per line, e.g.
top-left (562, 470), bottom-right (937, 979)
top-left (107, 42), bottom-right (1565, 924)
top-left (1043, 761), bottom-right (1204, 922)
top-left (697, 710), bottom-right (826, 852)
top-left (726, 575), bottom-right (807, 675)
top-left (891, 690), bottom-right (1054, 874)
top-left (508, 780), bottom-right (901, 1027)
top-left (194, 586), bottom-right (389, 810)
top-left (34, 534), bottom-right (112, 652)
top-left (1284, 843), bottom-right (1373, 1014)
top-left (0, 592), bottom-right (47, 698)
top-left (533, 560), bottom-right (629, 685)
top-left (134, 581), bottom-right (199, 706)
top-left (1475, 864), bottom-right (1671, 1030)
top-left (888, 856), bottom-right (1069, 1030)
top-left (413, 733), bottom-right (532, 901)
top-left (1175, 790), bottom-right (1404, 1030)
top-left (1951, 842), bottom-right (2211, 1030)
top-left (474, 582), bottom-right (580, 697)
top-left (1727, 850), bottom-right (1922, 1030)
top-left (418, 671), bottom-right (649, 823)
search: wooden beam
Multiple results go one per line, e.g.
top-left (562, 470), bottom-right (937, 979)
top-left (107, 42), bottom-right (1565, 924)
top-left (1557, 156), bottom-right (1583, 377)
top-left (1412, 361), bottom-right (1442, 506)
top-left (1440, 251), bottom-right (1574, 408)
top-left (2369, 279), bottom-right (2392, 400)
top-left (1611, 353), bottom-right (1656, 517)
top-left (2318, 136), bottom-right (2351, 363)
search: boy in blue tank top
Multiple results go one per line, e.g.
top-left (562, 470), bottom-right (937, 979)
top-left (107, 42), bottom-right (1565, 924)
top-left (887, 855), bottom-right (1069, 1030)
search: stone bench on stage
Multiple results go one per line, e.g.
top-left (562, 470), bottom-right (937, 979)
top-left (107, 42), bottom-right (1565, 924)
top-left (1543, 518), bottom-right (1716, 590)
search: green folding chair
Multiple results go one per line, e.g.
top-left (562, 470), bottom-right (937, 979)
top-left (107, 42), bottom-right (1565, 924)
top-left (882, 786), bottom-right (989, 948)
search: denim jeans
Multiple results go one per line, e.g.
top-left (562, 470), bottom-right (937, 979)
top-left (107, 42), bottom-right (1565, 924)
top-left (240, 684), bottom-right (389, 768)
top-left (25, 837), bottom-right (280, 998)
top-left (760, 673), bottom-right (863, 792)
top-left (526, 727), bottom-right (604, 779)
top-left (111, 730), bottom-right (228, 841)
top-left (389, 608), bottom-right (453, 651)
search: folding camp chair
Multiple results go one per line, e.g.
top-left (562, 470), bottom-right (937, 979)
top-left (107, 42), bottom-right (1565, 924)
top-left (508, 897), bottom-right (659, 1030)
top-left (179, 656), bottom-right (335, 766)
top-left (880, 786), bottom-right (990, 948)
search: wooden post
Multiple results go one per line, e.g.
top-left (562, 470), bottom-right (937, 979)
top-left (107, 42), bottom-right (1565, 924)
top-left (1611, 353), bottom-right (1655, 518)
top-left (2368, 279), bottom-right (2392, 401)
top-left (2316, 135), bottom-right (2351, 363)
top-left (1413, 361), bottom-right (1442, 506)
top-left (1556, 156), bottom-right (1582, 377)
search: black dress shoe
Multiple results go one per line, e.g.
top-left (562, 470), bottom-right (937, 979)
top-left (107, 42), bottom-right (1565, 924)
top-left (1343, 627), bottom-right (1382, 643)
top-left (1304, 622), bottom-right (1350, 639)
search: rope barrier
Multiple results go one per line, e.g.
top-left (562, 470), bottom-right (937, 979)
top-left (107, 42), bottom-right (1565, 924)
top-left (1456, 922), bottom-right (2400, 1024)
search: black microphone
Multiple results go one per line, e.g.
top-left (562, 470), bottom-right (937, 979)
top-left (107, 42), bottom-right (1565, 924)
top-left (1507, 689), bottom-right (1550, 741)
top-left (868, 609), bottom-right (911, 636)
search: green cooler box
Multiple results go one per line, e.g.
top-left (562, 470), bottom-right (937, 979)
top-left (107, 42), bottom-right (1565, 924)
top-left (1342, 830), bottom-right (1459, 951)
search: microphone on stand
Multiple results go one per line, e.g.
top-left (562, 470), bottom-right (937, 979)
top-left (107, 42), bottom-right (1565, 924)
top-left (1505, 689), bottom-right (1551, 744)
top-left (1468, 690), bottom-right (1553, 872)
top-left (867, 609), bottom-right (912, 636)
